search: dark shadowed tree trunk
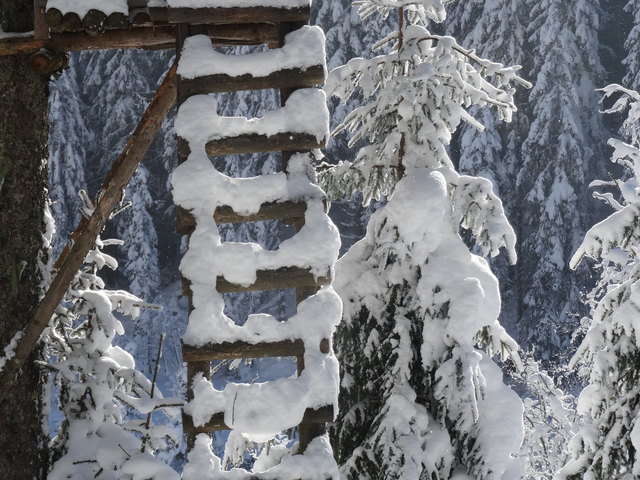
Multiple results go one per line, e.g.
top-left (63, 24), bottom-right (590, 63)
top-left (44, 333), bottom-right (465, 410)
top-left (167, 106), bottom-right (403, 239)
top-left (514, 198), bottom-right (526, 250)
top-left (0, 1), bottom-right (50, 478)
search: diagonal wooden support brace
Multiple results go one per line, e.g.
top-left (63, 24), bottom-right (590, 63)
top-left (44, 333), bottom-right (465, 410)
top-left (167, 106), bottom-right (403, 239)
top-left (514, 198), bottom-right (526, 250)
top-left (0, 62), bottom-right (177, 405)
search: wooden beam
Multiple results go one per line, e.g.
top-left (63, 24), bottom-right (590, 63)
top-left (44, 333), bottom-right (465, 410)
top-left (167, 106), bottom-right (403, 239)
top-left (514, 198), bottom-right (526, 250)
top-left (0, 62), bottom-right (178, 406)
top-left (182, 339), bottom-right (305, 361)
top-left (179, 65), bottom-right (324, 96)
top-left (206, 132), bottom-right (326, 157)
top-left (182, 405), bottom-right (333, 433)
top-left (28, 48), bottom-right (68, 74)
top-left (176, 201), bottom-right (307, 233)
top-left (167, 6), bottom-right (310, 25)
top-left (206, 23), bottom-right (279, 45)
top-left (0, 23), bottom-right (281, 56)
top-left (216, 267), bottom-right (331, 293)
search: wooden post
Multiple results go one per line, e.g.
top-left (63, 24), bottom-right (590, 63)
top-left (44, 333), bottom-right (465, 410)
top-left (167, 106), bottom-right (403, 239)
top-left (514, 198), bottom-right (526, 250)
top-left (33, 0), bottom-right (48, 40)
top-left (269, 17), bottom-right (329, 453)
top-left (0, 62), bottom-right (178, 406)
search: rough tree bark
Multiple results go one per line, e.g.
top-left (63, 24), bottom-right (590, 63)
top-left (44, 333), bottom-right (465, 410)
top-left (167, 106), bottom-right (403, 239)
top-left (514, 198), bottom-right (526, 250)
top-left (0, 1), bottom-right (50, 478)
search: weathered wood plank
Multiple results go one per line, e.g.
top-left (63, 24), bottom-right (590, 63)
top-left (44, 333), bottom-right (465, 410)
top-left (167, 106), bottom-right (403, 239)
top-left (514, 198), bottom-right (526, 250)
top-left (182, 267), bottom-right (330, 295)
top-left (207, 23), bottom-right (279, 45)
top-left (148, 7), bottom-right (169, 23)
top-left (206, 132), bottom-right (326, 157)
top-left (176, 201), bottom-right (307, 234)
top-left (179, 64), bottom-right (324, 97)
top-left (0, 24), bottom-right (281, 56)
top-left (216, 267), bottom-right (331, 293)
top-left (182, 405), bottom-right (333, 434)
top-left (127, 0), bottom-right (148, 8)
top-left (167, 6), bottom-right (310, 25)
top-left (182, 339), bottom-right (305, 361)
top-left (0, 63), bottom-right (178, 404)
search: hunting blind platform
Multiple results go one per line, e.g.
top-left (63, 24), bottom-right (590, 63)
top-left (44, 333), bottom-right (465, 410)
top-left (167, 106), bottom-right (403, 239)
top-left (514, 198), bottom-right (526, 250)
top-left (0, 0), bottom-right (340, 476)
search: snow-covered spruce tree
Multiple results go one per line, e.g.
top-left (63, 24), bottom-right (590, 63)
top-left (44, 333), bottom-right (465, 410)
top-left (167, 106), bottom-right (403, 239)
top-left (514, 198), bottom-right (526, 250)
top-left (623, 0), bottom-right (640, 91)
top-left (322, 1), bottom-right (529, 478)
top-left (514, 0), bottom-right (608, 367)
top-left (45, 223), bottom-right (180, 479)
top-left (48, 54), bottom-right (90, 252)
top-left (443, 0), bottom-right (530, 339)
top-left (557, 85), bottom-right (640, 479)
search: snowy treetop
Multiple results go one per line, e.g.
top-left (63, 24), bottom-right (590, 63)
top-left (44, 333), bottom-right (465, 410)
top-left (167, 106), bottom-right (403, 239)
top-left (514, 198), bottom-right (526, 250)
top-left (321, 12), bottom-right (530, 204)
top-left (353, 0), bottom-right (455, 24)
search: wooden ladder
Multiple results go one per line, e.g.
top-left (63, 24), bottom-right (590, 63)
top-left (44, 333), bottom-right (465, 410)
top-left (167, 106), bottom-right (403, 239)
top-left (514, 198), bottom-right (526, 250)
top-left (171, 4), bottom-right (340, 475)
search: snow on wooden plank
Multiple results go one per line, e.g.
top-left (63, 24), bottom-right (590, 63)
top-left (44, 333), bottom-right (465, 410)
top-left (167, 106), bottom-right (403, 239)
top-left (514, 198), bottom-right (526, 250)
top-left (178, 26), bottom-right (325, 80)
top-left (182, 405), bottom-right (333, 433)
top-left (46, 0), bottom-right (128, 18)
top-left (182, 285), bottom-right (339, 349)
top-left (176, 90), bottom-right (328, 155)
top-left (185, 353), bottom-right (338, 438)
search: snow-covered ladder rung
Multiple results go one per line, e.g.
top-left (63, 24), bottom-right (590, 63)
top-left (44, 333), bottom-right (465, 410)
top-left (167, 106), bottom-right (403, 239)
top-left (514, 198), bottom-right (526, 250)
top-left (176, 200), bottom-right (308, 234)
top-left (182, 405), bottom-right (334, 434)
top-left (179, 64), bottom-right (324, 97)
top-left (216, 267), bottom-right (330, 293)
top-left (182, 337), bottom-right (330, 361)
top-left (177, 26), bottom-right (326, 95)
top-left (205, 131), bottom-right (326, 157)
top-left (183, 339), bottom-right (304, 361)
top-left (181, 267), bottom-right (330, 296)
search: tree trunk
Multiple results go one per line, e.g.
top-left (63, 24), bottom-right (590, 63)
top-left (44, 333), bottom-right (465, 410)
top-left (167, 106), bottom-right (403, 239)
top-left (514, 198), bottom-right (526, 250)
top-left (0, 1), bottom-right (50, 478)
